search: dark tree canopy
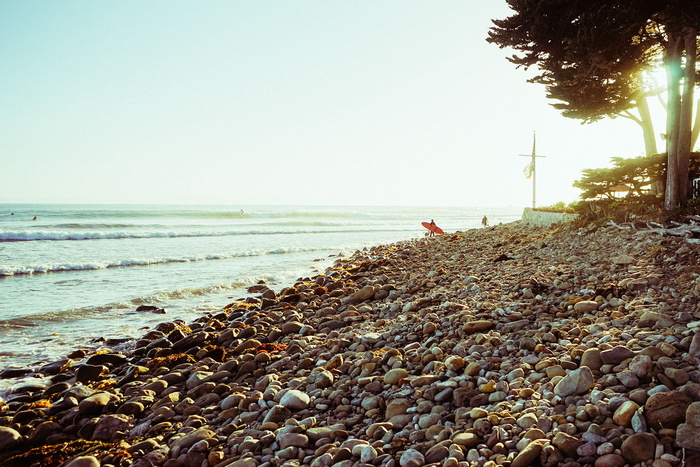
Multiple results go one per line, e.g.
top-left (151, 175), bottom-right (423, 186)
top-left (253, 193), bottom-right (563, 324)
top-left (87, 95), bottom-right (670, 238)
top-left (489, 2), bottom-right (653, 121)
top-left (488, 0), bottom-right (700, 209)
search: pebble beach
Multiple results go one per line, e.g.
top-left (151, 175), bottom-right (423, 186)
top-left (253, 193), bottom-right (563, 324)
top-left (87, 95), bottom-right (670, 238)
top-left (1, 219), bottom-right (700, 467)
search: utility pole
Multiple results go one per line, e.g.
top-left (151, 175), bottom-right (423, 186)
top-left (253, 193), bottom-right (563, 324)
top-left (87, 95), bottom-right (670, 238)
top-left (519, 131), bottom-right (546, 208)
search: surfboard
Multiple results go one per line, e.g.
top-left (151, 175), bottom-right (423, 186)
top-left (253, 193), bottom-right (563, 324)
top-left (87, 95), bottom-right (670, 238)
top-left (421, 221), bottom-right (444, 235)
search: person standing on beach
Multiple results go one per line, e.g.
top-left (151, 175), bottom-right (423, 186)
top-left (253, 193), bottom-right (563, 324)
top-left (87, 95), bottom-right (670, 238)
top-left (482, 216), bottom-right (488, 227)
top-left (429, 219), bottom-right (436, 237)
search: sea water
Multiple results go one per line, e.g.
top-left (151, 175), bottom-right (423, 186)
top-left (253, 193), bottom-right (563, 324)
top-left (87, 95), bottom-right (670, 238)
top-left (0, 204), bottom-right (523, 392)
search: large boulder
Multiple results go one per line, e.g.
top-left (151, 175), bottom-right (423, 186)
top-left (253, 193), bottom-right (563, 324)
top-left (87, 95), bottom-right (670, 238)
top-left (644, 390), bottom-right (692, 430)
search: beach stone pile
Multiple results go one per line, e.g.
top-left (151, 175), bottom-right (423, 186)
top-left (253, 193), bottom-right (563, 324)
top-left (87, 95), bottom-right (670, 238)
top-left (2, 220), bottom-right (700, 467)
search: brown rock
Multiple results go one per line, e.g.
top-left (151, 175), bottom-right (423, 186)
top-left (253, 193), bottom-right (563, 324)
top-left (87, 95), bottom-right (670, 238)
top-left (665, 367), bottom-right (690, 386)
top-left (686, 401), bottom-right (700, 426)
top-left (645, 390), bottom-right (692, 430)
top-left (676, 402), bottom-right (700, 450)
top-left (453, 387), bottom-right (476, 407)
top-left (462, 320), bottom-right (495, 334)
top-left (612, 400), bottom-right (640, 427)
top-left (281, 321), bottom-right (304, 334)
top-left (452, 432), bottom-right (479, 449)
top-left (677, 423), bottom-right (700, 451)
top-left (78, 392), bottom-right (112, 416)
top-left (595, 453), bottom-right (626, 467)
top-left (600, 346), bottom-right (634, 365)
top-left (580, 348), bottom-right (603, 371)
top-left (351, 286), bottom-right (375, 301)
top-left (511, 441), bottom-right (543, 467)
top-left (384, 368), bottom-right (408, 385)
top-left (75, 364), bottom-right (107, 384)
top-left (64, 457), bottom-right (100, 467)
top-left (574, 300), bottom-right (598, 312)
top-left (552, 432), bottom-right (581, 458)
top-left (620, 433), bottom-right (656, 464)
top-left (0, 426), bottom-right (22, 451)
top-left (689, 332), bottom-right (700, 359)
top-left (425, 445), bottom-right (449, 464)
top-left (91, 414), bottom-right (133, 441)
top-left (386, 399), bottom-right (411, 419)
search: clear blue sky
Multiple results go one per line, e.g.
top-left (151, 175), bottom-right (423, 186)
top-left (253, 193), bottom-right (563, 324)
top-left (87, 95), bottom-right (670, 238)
top-left (1, 1), bottom-right (663, 207)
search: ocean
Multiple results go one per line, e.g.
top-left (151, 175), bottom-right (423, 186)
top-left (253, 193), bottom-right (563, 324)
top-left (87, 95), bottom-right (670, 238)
top-left (0, 204), bottom-right (523, 393)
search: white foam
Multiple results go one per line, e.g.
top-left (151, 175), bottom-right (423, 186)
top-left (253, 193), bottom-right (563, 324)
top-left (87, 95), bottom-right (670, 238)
top-left (0, 246), bottom-right (324, 276)
top-left (0, 226), bottom-right (401, 242)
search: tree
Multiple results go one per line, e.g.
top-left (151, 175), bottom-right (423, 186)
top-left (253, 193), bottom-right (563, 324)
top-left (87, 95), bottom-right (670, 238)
top-left (573, 154), bottom-right (665, 200)
top-left (487, 0), bottom-right (700, 210)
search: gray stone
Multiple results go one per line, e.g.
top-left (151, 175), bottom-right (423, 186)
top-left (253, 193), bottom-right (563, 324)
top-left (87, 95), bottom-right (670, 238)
top-left (629, 354), bottom-right (653, 378)
top-left (554, 367), bottom-right (594, 397)
top-left (170, 427), bottom-right (216, 450)
top-left (91, 414), bottom-right (133, 441)
top-left (400, 448), bottom-right (425, 467)
top-left (384, 368), bottom-right (408, 385)
top-left (279, 389), bottom-right (310, 410)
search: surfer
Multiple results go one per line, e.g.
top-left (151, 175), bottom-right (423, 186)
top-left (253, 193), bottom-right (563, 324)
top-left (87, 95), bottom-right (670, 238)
top-left (421, 219), bottom-right (443, 236)
top-left (32, 216), bottom-right (37, 221)
top-left (482, 216), bottom-right (488, 227)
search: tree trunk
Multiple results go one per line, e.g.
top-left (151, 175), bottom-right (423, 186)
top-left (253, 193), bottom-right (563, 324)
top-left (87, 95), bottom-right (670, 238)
top-left (678, 28), bottom-right (697, 206)
top-left (664, 34), bottom-right (683, 211)
top-left (636, 96), bottom-right (658, 156)
top-left (693, 97), bottom-right (700, 150)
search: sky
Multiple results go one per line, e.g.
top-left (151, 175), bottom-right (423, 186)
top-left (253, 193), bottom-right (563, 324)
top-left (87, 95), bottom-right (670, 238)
top-left (0, 1), bottom-right (670, 207)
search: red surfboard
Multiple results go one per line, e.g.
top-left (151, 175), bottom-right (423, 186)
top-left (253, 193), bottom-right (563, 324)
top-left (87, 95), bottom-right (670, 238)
top-left (421, 221), bottom-right (444, 235)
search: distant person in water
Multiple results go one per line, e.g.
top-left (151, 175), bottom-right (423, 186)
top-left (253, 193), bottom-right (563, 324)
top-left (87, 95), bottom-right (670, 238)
top-left (32, 216), bottom-right (37, 221)
top-left (482, 216), bottom-right (488, 227)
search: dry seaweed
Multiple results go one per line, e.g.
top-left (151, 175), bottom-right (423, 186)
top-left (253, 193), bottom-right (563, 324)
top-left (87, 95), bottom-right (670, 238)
top-left (145, 353), bottom-right (196, 371)
top-left (3, 439), bottom-right (131, 467)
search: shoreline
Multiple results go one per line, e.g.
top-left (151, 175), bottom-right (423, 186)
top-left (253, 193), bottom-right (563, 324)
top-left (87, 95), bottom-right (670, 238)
top-left (1, 221), bottom-right (700, 466)
top-left (0, 203), bottom-right (522, 377)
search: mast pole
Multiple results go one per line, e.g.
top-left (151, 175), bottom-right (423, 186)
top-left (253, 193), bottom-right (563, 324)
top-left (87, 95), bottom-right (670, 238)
top-left (531, 132), bottom-right (536, 209)
top-left (519, 131), bottom-right (545, 208)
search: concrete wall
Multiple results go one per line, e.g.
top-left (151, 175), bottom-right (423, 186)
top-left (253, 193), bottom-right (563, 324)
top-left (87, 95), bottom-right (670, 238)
top-left (521, 208), bottom-right (578, 227)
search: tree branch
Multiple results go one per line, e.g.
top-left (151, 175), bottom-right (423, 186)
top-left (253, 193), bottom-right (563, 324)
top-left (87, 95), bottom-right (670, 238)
top-left (619, 110), bottom-right (642, 124)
